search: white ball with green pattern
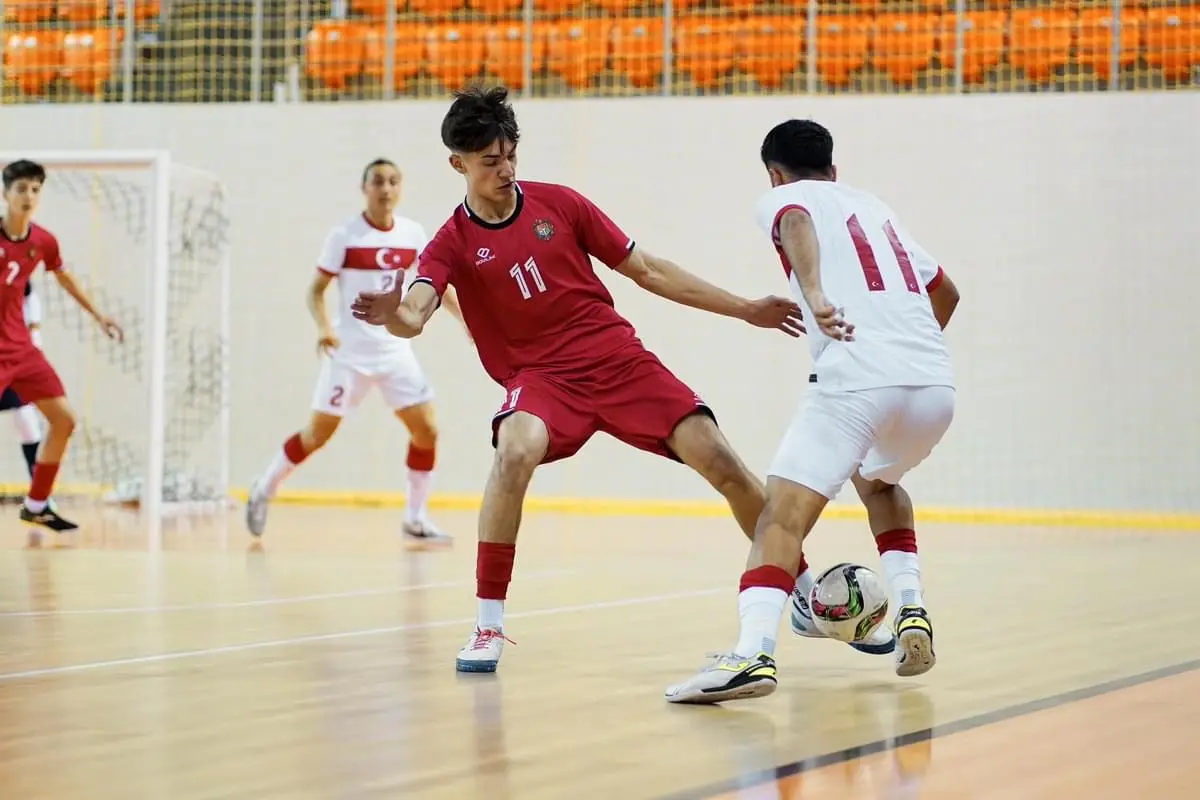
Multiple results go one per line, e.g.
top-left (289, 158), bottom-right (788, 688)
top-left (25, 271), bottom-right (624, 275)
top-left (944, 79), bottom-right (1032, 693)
top-left (808, 563), bottom-right (890, 643)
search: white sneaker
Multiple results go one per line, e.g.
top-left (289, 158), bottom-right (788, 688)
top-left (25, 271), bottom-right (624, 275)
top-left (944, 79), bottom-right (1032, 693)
top-left (402, 517), bottom-right (453, 548)
top-left (455, 627), bottom-right (512, 674)
top-left (665, 652), bottom-right (778, 705)
top-left (790, 587), bottom-right (896, 655)
top-left (893, 605), bottom-right (936, 677)
top-left (245, 479), bottom-right (269, 538)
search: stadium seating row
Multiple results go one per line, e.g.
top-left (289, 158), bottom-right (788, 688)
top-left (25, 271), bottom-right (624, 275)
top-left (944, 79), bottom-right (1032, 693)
top-left (3, 0), bottom-right (158, 23)
top-left (302, 7), bottom-right (1200, 90)
top-left (4, 6), bottom-right (1197, 96)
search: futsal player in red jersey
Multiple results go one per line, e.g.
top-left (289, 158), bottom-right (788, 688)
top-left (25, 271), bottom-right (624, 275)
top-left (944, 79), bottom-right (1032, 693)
top-left (1, 159), bottom-right (125, 533)
top-left (351, 86), bottom-right (803, 673)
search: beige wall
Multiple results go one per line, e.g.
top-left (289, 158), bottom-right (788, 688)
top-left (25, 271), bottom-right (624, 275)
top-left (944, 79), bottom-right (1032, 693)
top-left (2, 93), bottom-right (1198, 512)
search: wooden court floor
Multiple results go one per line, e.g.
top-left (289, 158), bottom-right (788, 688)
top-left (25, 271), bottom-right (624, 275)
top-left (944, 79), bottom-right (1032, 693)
top-left (1, 504), bottom-right (1198, 799)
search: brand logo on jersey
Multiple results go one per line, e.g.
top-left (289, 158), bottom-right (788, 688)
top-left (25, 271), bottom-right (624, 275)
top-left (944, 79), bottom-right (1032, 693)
top-left (475, 247), bottom-right (495, 267)
top-left (533, 219), bottom-right (555, 241)
top-left (28, 248), bottom-right (37, 260)
top-left (374, 248), bottom-right (408, 270)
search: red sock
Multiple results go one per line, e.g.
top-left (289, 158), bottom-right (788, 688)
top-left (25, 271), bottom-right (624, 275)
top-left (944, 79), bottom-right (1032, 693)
top-left (739, 564), bottom-right (795, 594)
top-left (477, 542), bottom-right (516, 600)
top-left (283, 433), bottom-right (310, 465)
top-left (875, 528), bottom-right (918, 554)
top-left (27, 462), bottom-right (60, 503)
top-left (406, 443), bottom-right (436, 472)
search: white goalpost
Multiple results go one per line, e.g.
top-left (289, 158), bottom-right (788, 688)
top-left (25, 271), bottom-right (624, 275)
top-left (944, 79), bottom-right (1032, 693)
top-left (0, 150), bottom-right (232, 548)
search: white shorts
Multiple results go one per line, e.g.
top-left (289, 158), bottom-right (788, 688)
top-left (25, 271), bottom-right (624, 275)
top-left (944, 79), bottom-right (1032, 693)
top-left (768, 385), bottom-right (955, 500)
top-left (310, 352), bottom-right (435, 417)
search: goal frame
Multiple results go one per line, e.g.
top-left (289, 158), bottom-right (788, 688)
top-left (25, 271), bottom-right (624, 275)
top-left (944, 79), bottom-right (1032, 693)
top-left (0, 149), bottom-right (230, 549)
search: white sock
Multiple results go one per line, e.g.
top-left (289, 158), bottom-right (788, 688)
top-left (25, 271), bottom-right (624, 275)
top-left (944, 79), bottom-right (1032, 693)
top-left (405, 469), bottom-right (433, 523)
top-left (879, 550), bottom-right (925, 611)
top-left (794, 565), bottom-right (816, 603)
top-left (12, 404), bottom-right (41, 444)
top-left (733, 587), bottom-right (788, 658)
top-left (259, 449), bottom-right (298, 499)
top-left (478, 598), bottom-right (504, 631)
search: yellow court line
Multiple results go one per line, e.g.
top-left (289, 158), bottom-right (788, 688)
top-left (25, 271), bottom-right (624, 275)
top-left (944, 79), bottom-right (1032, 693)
top-left (4, 482), bottom-right (1199, 532)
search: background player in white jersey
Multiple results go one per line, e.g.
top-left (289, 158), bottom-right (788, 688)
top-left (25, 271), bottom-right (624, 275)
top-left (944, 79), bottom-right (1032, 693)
top-left (246, 159), bottom-right (468, 545)
top-left (667, 120), bottom-right (961, 704)
top-left (1, 282), bottom-right (45, 500)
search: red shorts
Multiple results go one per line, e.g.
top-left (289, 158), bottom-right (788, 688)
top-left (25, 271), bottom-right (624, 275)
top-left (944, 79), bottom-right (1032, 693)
top-left (0, 348), bottom-right (66, 404)
top-left (491, 346), bottom-right (715, 464)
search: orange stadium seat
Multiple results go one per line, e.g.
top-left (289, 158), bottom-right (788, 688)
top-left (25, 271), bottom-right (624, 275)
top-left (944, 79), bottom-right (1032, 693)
top-left (114, 0), bottom-right (160, 20)
top-left (306, 20), bottom-right (365, 91)
top-left (529, 0), bottom-right (584, 15)
top-left (60, 28), bottom-right (118, 95)
top-left (1077, 7), bottom-right (1143, 78)
top-left (872, 12), bottom-right (939, 86)
top-left (57, 0), bottom-right (104, 22)
top-left (483, 23), bottom-right (538, 91)
top-left (3, 0), bottom-right (53, 24)
top-left (675, 17), bottom-right (736, 90)
top-left (1009, 9), bottom-right (1075, 83)
top-left (362, 23), bottom-right (427, 92)
top-left (468, 0), bottom-right (522, 15)
top-left (592, 0), bottom-right (641, 16)
top-left (1144, 5), bottom-right (1200, 83)
top-left (543, 19), bottom-right (609, 90)
top-left (3, 30), bottom-right (61, 96)
top-left (957, 11), bottom-right (1006, 85)
top-left (612, 16), bottom-right (664, 89)
top-left (426, 23), bottom-right (487, 92)
top-left (738, 15), bottom-right (803, 90)
top-left (814, 14), bottom-right (870, 88)
top-left (351, 0), bottom-right (398, 17)
top-left (409, 0), bottom-right (466, 17)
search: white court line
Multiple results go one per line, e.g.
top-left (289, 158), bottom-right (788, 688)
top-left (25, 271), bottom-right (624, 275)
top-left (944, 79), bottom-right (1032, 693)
top-left (0, 586), bottom-right (726, 682)
top-left (0, 570), bottom-right (574, 619)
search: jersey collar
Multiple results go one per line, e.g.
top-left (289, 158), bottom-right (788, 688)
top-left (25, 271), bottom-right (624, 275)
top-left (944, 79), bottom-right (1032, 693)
top-left (462, 183), bottom-right (524, 231)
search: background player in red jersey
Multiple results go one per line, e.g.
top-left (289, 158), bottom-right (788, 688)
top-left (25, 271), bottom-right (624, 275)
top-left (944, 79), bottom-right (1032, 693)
top-left (1, 281), bottom-right (45, 501)
top-left (1, 159), bottom-right (124, 533)
top-left (351, 86), bottom-right (804, 674)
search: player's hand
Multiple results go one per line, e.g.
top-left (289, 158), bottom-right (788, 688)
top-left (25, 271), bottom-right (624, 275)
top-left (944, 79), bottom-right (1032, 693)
top-left (351, 289), bottom-right (402, 326)
top-left (809, 298), bottom-right (855, 341)
top-left (316, 330), bottom-right (339, 356)
top-left (95, 314), bottom-right (125, 343)
top-left (744, 295), bottom-right (806, 337)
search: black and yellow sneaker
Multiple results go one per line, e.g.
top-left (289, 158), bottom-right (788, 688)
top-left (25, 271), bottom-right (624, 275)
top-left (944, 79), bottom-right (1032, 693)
top-left (20, 504), bottom-right (79, 533)
top-left (665, 652), bottom-right (778, 705)
top-left (894, 605), bottom-right (936, 677)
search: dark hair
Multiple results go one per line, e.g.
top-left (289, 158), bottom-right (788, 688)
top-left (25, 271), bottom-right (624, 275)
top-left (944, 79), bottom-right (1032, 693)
top-left (2, 159), bottom-right (47, 190)
top-left (362, 158), bottom-right (399, 185)
top-left (441, 85), bottom-right (520, 154)
top-left (760, 120), bottom-right (834, 179)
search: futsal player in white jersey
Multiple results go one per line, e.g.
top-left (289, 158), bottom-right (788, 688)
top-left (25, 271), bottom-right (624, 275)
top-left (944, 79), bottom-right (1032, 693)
top-left (1, 282), bottom-right (46, 495)
top-left (247, 159), bottom-right (468, 545)
top-left (667, 120), bottom-right (961, 704)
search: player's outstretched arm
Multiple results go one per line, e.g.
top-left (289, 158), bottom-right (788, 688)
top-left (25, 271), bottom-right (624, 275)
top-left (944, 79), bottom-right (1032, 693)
top-left (52, 270), bottom-right (124, 342)
top-left (307, 270), bottom-right (339, 355)
top-left (439, 285), bottom-right (473, 343)
top-left (614, 247), bottom-right (805, 337)
top-left (776, 208), bottom-right (853, 342)
top-left (351, 281), bottom-right (439, 339)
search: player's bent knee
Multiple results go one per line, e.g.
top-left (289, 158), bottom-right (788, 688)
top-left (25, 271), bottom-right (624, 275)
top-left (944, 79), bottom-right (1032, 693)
top-left (760, 476), bottom-right (829, 539)
top-left (304, 412), bottom-right (342, 449)
top-left (494, 412), bottom-right (548, 478)
top-left (36, 398), bottom-right (75, 434)
top-left (398, 404), bottom-right (438, 448)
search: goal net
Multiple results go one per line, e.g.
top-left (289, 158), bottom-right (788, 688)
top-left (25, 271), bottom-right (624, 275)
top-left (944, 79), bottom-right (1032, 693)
top-left (0, 151), bottom-right (231, 522)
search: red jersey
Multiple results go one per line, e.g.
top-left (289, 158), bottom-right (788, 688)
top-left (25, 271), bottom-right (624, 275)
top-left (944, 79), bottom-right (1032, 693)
top-left (414, 181), bottom-right (638, 383)
top-left (0, 222), bottom-right (61, 359)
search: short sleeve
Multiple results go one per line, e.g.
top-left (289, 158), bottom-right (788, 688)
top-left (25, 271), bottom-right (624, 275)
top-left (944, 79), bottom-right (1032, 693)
top-left (42, 232), bottom-right (63, 272)
top-left (316, 225), bottom-right (346, 276)
top-left (412, 223), bottom-right (456, 298)
top-left (755, 188), bottom-right (810, 247)
top-left (891, 220), bottom-right (944, 291)
top-left (569, 189), bottom-right (635, 269)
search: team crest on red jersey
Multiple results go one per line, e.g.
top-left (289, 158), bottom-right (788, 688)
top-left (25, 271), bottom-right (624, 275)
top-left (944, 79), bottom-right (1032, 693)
top-left (533, 219), bottom-right (555, 241)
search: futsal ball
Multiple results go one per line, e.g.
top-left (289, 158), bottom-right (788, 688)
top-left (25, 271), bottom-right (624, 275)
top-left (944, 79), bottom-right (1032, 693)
top-left (808, 563), bottom-right (890, 643)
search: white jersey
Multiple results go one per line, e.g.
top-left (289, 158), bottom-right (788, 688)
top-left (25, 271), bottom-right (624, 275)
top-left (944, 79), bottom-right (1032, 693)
top-left (755, 180), bottom-right (954, 392)
top-left (317, 211), bottom-right (428, 368)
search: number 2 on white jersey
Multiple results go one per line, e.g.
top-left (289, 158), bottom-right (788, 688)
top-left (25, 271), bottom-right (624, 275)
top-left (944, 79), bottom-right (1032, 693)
top-left (4, 261), bottom-right (18, 286)
top-left (509, 257), bottom-right (547, 300)
top-left (846, 215), bottom-right (921, 295)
